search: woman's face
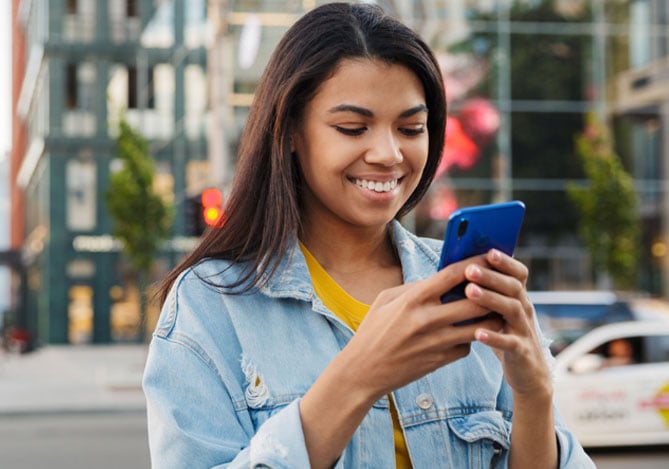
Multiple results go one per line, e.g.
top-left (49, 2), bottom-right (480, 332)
top-left (293, 58), bottom-right (429, 233)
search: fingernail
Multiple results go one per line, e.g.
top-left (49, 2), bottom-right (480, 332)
top-left (475, 329), bottom-right (489, 342)
top-left (466, 265), bottom-right (481, 279)
top-left (467, 283), bottom-right (482, 298)
top-left (489, 249), bottom-right (501, 262)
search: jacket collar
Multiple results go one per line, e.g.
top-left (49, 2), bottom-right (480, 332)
top-left (259, 220), bottom-right (441, 300)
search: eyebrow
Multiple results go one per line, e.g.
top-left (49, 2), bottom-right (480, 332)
top-left (327, 104), bottom-right (428, 118)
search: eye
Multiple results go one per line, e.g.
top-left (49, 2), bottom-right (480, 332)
top-left (335, 126), bottom-right (367, 136)
top-left (399, 125), bottom-right (426, 136)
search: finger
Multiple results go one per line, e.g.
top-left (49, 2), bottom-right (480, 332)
top-left (373, 282), bottom-right (416, 305)
top-left (486, 249), bottom-right (528, 285)
top-left (454, 312), bottom-right (505, 334)
top-left (407, 300), bottom-right (479, 334)
top-left (464, 262), bottom-right (534, 318)
top-left (464, 263), bottom-right (526, 302)
top-left (421, 254), bottom-right (489, 301)
top-left (474, 327), bottom-right (520, 352)
top-left (443, 302), bottom-right (494, 328)
top-left (464, 282), bottom-right (530, 331)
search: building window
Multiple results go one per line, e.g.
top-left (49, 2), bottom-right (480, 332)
top-left (128, 66), bottom-right (137, 108)
top-left (66, 63), bottom-right (78, 109)
top-left (147, 67), bottom-right (155, 108)
top-left (630, 0), bottom-right (652, 67)
top-left (66, 0), bottom-right (77, 14)
top-left (68, 285), bottom-right (93, 344)
top-left (127, 65), bottom-right (155, 109)
top-left (66, 159), bottom-right (97, 231)
top-left (127, 0), bottom-right (138, 18)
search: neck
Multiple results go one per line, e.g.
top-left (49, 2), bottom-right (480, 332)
top-left (299, 221), bottom-right (398, 275)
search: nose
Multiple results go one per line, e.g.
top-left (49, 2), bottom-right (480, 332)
top-left (364, 129), bottom-right (403, 166)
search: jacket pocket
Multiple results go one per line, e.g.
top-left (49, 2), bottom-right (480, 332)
top-left (446, 410), bottom-right (511, 469)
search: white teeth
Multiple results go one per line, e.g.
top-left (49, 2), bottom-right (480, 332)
top-left (355, 178), bottom-right (399, 193)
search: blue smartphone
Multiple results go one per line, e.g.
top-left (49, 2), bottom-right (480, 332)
top-left (438, 200), bottom-right (525, 323)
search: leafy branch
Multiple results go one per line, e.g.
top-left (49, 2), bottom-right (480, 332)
top-left (567, 113), bottom-right (639, 290)
top-left (106, 118), bottom-right (173, 340)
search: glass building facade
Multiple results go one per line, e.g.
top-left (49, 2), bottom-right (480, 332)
top-left (11, 0), bottom-right (669, 344)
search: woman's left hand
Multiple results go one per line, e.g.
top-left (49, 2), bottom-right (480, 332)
top-left (462, 249), bottom-right (552, 398)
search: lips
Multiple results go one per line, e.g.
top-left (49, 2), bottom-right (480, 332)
top-left (354, 178), bottom-right (399, 193)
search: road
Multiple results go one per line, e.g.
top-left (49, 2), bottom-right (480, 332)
top-left (588, 446), bottom-right (669, 468)
top-left (0, 412), bottom-right (149, 469)
top-left (0, 412), bottom-right (668, 468)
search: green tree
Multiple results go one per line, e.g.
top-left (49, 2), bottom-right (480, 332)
top-left (567, 113), bottom-right (640, 290)
top-left (106, 118), bottom-right (173, 341)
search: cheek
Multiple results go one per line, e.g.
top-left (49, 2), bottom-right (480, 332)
top-left (407, 140), bottom-right (430, 175)
top-left (296, 153), bottom-right (337, 198)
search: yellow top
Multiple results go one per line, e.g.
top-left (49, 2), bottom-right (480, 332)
top-left (300, 241), bottom-right (412, 469)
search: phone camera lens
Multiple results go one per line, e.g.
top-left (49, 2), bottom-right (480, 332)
top-left (457, 219), bottom-right (469, 238)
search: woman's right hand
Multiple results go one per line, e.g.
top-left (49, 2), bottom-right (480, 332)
top-left (339, 254), bottom-right (504, 403)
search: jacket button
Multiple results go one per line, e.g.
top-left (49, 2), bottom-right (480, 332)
top-left (415, 393), bottom-right (433, 409)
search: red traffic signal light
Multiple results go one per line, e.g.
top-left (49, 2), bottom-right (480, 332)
top-left (201, 188), bottom-right (224, 227)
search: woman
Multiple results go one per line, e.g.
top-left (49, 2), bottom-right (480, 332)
top-left (143, 3), bottom-right (594, 468)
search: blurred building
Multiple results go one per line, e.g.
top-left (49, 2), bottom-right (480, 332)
top-left (10, 0), bottom-right (212, 345)
top-left (9, 0), bottom-right (669, 345)
top-left (8, 0), bottom-right (28, 338)
top-left (613, 0), bottom-right (669, 296)
top-left (8, 0), bottom-right (332, 345)
top-left (207, 0), bottom-right (669, 296)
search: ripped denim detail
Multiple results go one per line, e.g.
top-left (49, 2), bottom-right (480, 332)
top-left (241, 355), bottom-right (270, 408)
top-left (250, 432), bottom-right (289, 462)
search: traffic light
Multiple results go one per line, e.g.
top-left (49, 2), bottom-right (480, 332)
top-left (201, 188), bottom-right (224, 227)
top-left (185, 188), bottom-right (224, 236)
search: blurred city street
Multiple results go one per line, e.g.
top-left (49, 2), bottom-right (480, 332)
top-left (0, 345), bottom-right (668, 468)
top-left (0, 345), bottom-right (150, 468)
top-left (3, 0), bottom-right (669, 467)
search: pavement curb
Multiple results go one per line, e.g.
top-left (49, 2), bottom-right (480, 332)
top-left (0, 407), bottom-right (147, 418)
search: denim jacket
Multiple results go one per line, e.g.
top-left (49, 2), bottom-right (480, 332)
top-left (143, 221), bottom-right (595, 468)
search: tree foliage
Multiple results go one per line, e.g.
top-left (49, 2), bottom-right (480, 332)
top-left (106, 118), bottom-right (173, 340)
top-left (106, 119), bottom-right (173, 273)
top-left (567, 113), bottom-right (640, 290)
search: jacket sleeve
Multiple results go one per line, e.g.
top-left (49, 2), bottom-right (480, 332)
top-left (142, 273), bottom-right (314, 468)
top-left (554, 407), bottom-right (596, 469)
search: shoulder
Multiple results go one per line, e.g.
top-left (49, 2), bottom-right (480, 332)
top-left (168, 258), bottom-right (238, 303)
top-left (153, 258), bottom-right (252, 337)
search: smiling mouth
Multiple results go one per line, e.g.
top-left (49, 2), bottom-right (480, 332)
top-left (353, 178), bottom-right (399, 193)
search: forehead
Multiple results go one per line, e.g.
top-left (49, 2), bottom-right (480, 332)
top-left (308, 58), bottom-right (426, 112)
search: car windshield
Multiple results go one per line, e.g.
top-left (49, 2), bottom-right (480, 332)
top-left (534, 301), bottom-right (635, 355)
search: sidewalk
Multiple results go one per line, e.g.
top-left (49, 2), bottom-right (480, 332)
top-left (0, 344), bottom-right (148, 416)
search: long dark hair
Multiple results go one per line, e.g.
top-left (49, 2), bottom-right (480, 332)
top-left (158, 2), bottom-right (447, 305)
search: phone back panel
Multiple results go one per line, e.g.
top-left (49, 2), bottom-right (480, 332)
top-left (438, 200), bottom-right (526, 271)
top-left (437, 200), bottom-right (525, 311)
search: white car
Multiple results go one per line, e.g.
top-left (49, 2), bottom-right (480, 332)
top-left (552, 320), bottom-right (669, 447)
top-left (529, 291), bottom-right (669, 355)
